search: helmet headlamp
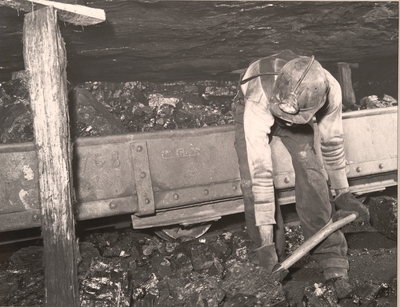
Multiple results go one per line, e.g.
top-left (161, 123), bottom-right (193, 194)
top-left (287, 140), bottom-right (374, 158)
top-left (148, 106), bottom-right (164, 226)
top-left (278, 92), bottom-right (299, 114)
top-left (277, 55), bottom-right (315, 115)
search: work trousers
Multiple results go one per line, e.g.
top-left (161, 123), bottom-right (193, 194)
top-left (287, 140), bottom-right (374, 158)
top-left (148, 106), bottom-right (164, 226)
top-left (234, 102), bottom-right (349, 271)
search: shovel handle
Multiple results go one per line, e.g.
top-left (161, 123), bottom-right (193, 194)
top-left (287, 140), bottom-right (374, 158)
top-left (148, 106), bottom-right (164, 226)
top-left (279, 212), bottom-right (359, 271)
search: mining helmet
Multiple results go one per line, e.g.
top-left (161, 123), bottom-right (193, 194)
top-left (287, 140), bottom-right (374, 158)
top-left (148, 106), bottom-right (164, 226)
top-left (270, 56), bottom-right (329, 124)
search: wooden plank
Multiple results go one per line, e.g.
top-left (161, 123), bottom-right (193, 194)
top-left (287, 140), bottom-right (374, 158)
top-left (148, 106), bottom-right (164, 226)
top-left (23, 6), bottom-right (79, 307)
top-left (0, 0), bottom-right (105, 26)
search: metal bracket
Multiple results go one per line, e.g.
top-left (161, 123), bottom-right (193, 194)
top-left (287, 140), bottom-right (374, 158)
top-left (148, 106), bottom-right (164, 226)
top-left (131, 141), bottom-right (155, 216)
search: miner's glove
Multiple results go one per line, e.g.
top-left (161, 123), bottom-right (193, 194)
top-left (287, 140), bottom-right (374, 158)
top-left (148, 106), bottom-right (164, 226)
top-left (332, 191), bottom-right (369, 223)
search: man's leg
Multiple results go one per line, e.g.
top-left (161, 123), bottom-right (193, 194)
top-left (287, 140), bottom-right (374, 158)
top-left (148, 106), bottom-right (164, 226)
top-left (274, 192), bottom-right (286, 261)
top-left (273, 122), bottom-right (349, 278)
top-left (234, 103), bottom-right (261, 251)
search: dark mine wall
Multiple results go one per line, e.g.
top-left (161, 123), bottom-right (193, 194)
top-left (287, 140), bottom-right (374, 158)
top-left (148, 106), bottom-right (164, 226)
top-left (0, 1), bottom-right (398, 84)
top-left (322, 55), bottom-right (398, 102)
top-left (352, 56), bottom-right (398, 100)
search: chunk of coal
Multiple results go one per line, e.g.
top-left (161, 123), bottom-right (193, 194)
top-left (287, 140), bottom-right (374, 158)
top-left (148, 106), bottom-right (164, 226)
top-left (165, 271), bottom-right (225, 307)
top-left (207, 235), bottom-right (232, 261)
top-left (358, 95), bottom-right (397, 109)
top-left (303, 277), bottom-right (354, 307)
top-left (80, 258), bottom-right (130, 307)
top-left (10, 246), bottom-right (43, 268)
top-left (303, 282), bottom-right (339, 307)
top-left (228, 232), bottom-right (254, 262)
top-left (170, 252), bottom-right (193, 273)
top-left (149, 254), bottom-right (173, 278)
top-left (189, 243), bottom-right (214, 271)
top-left (78, 242), bottom-right (100, 275)
top-left (350, 281), bottom-right (390, 306)
top-left (328, 277), bottom-right (353, 300)
top-left (368, 196), bottom-right (397, 240)
top-left (70, 87), bottom-right (128, 137)
top-left (222, 259), bottom-right (286, 306)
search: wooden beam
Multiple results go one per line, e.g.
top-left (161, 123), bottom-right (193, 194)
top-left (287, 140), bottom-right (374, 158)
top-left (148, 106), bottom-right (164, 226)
top-left (23, 6), bottom-right (79, 307)
top-left (0, 0), bottom-right (105, 26)
top-left (337, 62), bottom-right (359, 110)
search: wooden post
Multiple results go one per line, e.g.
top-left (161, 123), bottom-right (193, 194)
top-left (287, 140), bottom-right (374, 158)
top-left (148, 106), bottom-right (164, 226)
top-left (23, 6), bottom-right (79, 307)
top-left (337, 62), bottom-right (359, 110)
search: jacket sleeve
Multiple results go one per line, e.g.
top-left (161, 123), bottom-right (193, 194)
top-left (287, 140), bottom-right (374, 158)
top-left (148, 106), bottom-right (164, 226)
top-left (241, 69), bottom-right (277, 226)
top-left (315, 70), bottom-right (349, 190)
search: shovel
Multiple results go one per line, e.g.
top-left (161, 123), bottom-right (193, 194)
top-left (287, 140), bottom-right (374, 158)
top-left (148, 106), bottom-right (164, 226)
top-left (271, 211), bottom-right (359, 282)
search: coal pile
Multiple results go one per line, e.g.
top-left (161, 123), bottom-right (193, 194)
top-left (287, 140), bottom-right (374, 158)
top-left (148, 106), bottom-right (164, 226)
top-left (0, 228), bottom-right (288, 307)
top-left (0, 79), bottom-right (397, 144)
top-left (80, 81), bottom-right (237, 133)
top-left (0, 191), bottom-right (397, 307)
top-left (0, 215), bottom-right (397, 307)
top-left (0, 79), bottom-right (237, 143)
top-left (0, 79), bottom-right (33, 143)
top-left (355, 94), bottom-right (397, 110)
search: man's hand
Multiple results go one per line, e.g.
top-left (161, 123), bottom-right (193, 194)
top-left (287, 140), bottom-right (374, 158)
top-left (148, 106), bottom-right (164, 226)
top-left (332, 191), bottom-right (369, 223)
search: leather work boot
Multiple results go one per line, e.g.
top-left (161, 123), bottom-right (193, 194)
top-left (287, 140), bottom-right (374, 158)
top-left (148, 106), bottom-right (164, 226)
top-left (255, 244), bottom-right (279, 273)
top-left (324, 268), bottom-right (349, 281)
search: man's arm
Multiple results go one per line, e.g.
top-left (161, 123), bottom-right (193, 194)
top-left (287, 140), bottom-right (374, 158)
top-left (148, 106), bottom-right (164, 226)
top-left (242, 86), bottom-right (276, 226)
top-left (315, 70), bottom-right (349, 194)
top-left (316, 70), bottom-right (369, 222)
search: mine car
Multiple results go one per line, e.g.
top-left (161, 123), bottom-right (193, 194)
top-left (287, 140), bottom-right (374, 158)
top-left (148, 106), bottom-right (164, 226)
top-left (1, 104), bottom-right (397, 240)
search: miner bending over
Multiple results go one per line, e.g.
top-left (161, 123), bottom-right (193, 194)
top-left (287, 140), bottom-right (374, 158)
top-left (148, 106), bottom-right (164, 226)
top-left (234, 50), bottom-right (369, 280)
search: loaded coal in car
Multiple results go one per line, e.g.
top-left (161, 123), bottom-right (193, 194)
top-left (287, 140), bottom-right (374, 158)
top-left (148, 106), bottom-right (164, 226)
top-left (1, 78), bottom-right (397, 143)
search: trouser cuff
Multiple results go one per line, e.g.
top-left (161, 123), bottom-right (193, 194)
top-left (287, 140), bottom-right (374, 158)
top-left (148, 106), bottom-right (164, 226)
top-left (318, 257), bottom-right (349, 271)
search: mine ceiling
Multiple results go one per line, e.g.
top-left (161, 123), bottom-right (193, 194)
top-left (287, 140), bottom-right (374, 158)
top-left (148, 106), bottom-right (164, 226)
top-left (0, 1), bottom-right (398, 83)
